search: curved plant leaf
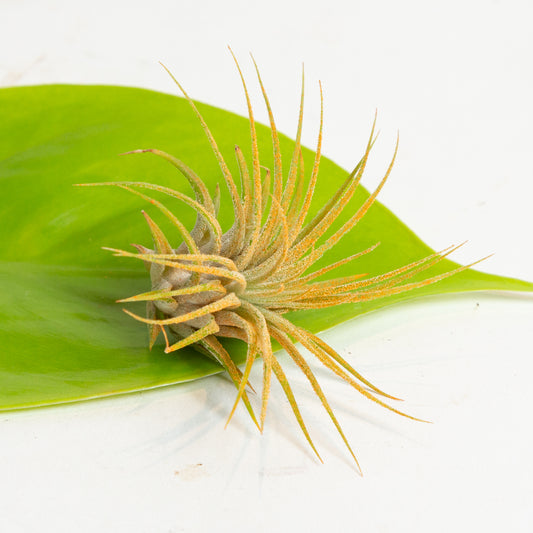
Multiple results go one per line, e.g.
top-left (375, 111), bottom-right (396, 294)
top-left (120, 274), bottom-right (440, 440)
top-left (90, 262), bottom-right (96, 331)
top-left (0, 84), bottom-right (531, 411)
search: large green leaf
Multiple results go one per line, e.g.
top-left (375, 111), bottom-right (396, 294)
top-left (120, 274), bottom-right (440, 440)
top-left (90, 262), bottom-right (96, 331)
top-left (0, 84), bottom-right (531, 411)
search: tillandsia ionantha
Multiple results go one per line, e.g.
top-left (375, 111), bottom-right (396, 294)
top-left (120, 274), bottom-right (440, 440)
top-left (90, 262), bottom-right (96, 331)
top-left (78, 51), bottom-right (484, 472)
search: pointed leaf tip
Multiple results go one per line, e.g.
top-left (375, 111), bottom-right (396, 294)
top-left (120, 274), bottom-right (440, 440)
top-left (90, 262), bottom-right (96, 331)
top-left (119, 149), bottom-right (152, 156)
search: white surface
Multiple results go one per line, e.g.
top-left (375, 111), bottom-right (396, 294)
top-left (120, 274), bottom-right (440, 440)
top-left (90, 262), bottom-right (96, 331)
top-left (1, 1), bottom-right (532, 532)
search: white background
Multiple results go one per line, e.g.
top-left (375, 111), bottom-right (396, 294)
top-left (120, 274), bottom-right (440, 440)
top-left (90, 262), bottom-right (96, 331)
top-left (1, 1), bottom-right (532, 531)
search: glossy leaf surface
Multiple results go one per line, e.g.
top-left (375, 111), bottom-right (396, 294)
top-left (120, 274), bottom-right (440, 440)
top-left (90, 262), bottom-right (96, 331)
top-left (1, 85), bottom-right (531, 410)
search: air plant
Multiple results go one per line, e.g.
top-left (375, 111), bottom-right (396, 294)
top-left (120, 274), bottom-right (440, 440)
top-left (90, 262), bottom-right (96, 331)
top-left (79, 52), bottom-right (484, 471)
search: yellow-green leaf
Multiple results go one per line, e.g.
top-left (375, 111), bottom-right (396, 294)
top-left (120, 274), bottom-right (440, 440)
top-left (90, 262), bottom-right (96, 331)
top-left (0, 84), bottom-right (531, 410)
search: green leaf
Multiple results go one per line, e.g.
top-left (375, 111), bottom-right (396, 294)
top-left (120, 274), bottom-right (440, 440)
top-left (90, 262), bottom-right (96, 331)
top-left (0, 84), bottom-right (531, 411)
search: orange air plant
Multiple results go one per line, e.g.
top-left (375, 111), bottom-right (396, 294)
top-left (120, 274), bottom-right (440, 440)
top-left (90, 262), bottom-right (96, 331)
top-left (79, 54), bottom-right (483, 472)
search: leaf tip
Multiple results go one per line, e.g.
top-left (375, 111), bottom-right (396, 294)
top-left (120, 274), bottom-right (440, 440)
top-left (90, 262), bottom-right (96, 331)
top-left (119, 149), bottom-right (152, 156)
